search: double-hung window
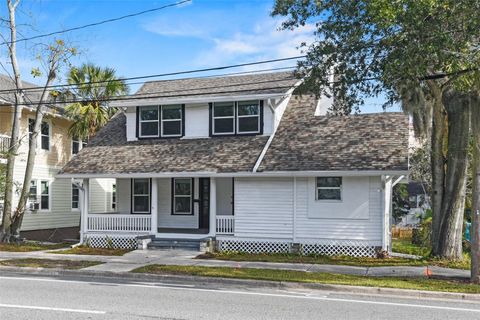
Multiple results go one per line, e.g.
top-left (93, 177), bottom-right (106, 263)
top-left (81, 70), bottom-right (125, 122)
top-left (237, 101), bottom-right (260, 133)
top-left (28, 180), bottom-right (37, 203)
top-left (212, 100), bottom-right (260, 135)
top-left (316, 177), bottom-right (342, 201)
top-left (72, 136), bottom-right (80, 155)
top-left (112, 184), bottom-right (117, 210)
top-left (139, 106), bottom-right (159, 137)
top-left (40, 180), bottom-right (50, 210)
top-left (138, 105), bottom-right (183, 138)
top-left (172, 178), bottom-right (192, 215)
top-left (132, 179), bottom-right (150, 213)
top-left (72, 184), bottom-right (79, 210)
top-left (28, 119), bottom-right (50, 150)
top-left (212, 102), bottom-right (235, 135)
top-left (40, 122), bottom-right (50, 150)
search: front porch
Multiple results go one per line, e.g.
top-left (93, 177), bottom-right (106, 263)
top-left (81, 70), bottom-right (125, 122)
top-left (80, 177), bottom-right (235, 244)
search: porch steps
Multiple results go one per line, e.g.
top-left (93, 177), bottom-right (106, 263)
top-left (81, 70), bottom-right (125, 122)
top-left (147, 238), bottom-right (209, 251)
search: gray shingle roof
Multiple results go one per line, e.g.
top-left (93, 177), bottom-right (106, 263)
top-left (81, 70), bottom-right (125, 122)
top-left (59, 113), bottom-right (269, 175)
top-left (133, 71), bottom-right (299, 100)
top-left (258, 95), bottom-right (409, 172)
top-left (59, 93), bottom-right (409, 176)
top-left (0, 74), bottom-right (62, 114)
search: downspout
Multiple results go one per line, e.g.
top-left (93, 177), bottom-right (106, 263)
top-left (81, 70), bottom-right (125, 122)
top-left (72, 180), bottom-right (84, 248)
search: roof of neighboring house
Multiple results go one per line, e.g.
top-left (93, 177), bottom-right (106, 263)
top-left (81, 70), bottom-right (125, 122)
top-left (130, 71), bottom-right (299, 101)
top-left (258, 95), bottom-right (409, 172)
top-left (59, 113), bottom-right (269, 175)
top-left (0, 74), bottom-right (63, 115)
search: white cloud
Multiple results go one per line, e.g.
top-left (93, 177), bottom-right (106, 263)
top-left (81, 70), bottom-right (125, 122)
top-left (194, 20), bottom-right (315, 70)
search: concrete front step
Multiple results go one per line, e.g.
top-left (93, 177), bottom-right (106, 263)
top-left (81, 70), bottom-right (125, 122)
top-left (147, 238), bottom-right (210, 251)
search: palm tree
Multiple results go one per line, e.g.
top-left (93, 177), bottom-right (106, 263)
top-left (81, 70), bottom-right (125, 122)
top-left (63, 63), bottom-right (128, 140)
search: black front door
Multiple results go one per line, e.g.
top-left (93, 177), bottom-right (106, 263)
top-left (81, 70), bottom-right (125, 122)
top-left (198, 178), bottom-right (210, 229)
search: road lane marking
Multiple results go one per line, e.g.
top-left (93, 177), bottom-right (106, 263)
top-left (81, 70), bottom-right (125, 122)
top-left (1, 275), bottom-right (479, 313)
top-left (0, 303), bottom-right (106, 314)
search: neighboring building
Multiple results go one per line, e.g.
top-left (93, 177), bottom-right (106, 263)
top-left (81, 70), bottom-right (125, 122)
top-left (0, 75), bottom-right (114, 241)
top-left (58, 71), bottom-right (409, 256)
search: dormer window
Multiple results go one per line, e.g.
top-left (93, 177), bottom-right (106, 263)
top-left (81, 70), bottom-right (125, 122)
top-left (138, 105), bottom-right (184, 138)
top-left (211, 100), bottom-right (262, 136)
top-left (237, 101), bottom-right (260, 133)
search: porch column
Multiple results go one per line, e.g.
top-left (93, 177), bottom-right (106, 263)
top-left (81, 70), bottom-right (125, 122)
top-left (382, 176), bottom-right (393, 252)
top-left (80, 178), bottom-right (90, 243)
top-left (151, 178), bottom-right (158, 235)
top-left (209, 177), bottom-right (217, 237)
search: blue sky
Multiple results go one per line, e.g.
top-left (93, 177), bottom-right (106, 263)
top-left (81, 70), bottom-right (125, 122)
top-left (3, 0), bottom-right (394, 113)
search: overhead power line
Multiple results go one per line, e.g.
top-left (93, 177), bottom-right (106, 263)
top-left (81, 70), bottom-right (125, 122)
top-left (2, 0), bottom-right (191, 46)
top-left (0, 56), bottom-right (305, 95)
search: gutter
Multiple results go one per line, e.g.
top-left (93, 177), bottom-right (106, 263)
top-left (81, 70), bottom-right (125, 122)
top-left (56, 170), bottom-right (410, 179)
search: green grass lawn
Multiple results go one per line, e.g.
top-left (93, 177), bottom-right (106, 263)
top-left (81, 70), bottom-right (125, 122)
top-left (0, 242), bottom-right (70, 252)
top-left (132, 264), bottom-right (480, 294)
top-left (50, 246), bottom-right (132, 256)
top-left (197, 250), bottom-right (471, 270)
top-left (0, 258), bottom-right (102, 269)
top-left (392, 238), bottom-right (431, 256)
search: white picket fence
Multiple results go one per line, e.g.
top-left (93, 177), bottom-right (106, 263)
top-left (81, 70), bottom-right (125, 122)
top-left (216, 216), bottom-right (234, 234)
top-left (87, 214), bottom-right (151, 232)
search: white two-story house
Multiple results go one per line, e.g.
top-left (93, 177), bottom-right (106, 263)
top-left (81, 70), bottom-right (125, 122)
top-left (58, 71), bottom-right (409, 256)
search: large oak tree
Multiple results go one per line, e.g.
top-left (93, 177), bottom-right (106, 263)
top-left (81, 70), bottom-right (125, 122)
top-left (272, 0), bottom-right (480, 265)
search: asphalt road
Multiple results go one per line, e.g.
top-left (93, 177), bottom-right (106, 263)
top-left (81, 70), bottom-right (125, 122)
top-left (0, 273), bottom-right (479, 320)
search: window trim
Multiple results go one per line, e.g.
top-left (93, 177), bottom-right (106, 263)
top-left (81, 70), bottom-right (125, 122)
top-left (28, 118), bottom-right (51, 151)
top-left (131, 178), bottom-right (151, 214)
top-left (71, 183), bottom-right (80, 211)
top-left (40, 121), bottom-right (51, 151)
top-left (137, 105), bottom-right (185, 139)
top-left (211, 102), bottom-right (235, 135)
top-left (39, 180), bottom-right (51, 211)
top-left (171, 178), bottom-right (194, 215)
top-left (315, 177), bottom-right (343, 202)
top-left (210, 100), bottom-right (263, 136)
top-left (138, 106), bottom-right (160, 138)
top-left (111, 183), bottom-right (117, 211)
top-left (72, 137), bottom-right (80, 155)
top-left (236, 100), bottom-right (261, 134)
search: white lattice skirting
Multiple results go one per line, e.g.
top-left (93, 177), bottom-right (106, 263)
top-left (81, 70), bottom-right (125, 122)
top-left (218, 239), bottom-right (291, 254)
top-left (85, 235), bottom-right (138, 249)
top-left (217, 239), bottom-right (377, 257)
top-left (300, 240), bottom-right (377, 257)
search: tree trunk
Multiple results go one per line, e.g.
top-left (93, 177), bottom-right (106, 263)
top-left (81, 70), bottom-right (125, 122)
top-left (471, 95), bottom-right (480, 283)
top-left (10, 78), bottom-right (55, 238)
top-left (0, 0), bottom-right (24, 242)
top-left (428, 82), bottom-right (447, 254)
top-left (436, 88), bottom-right (471, 259)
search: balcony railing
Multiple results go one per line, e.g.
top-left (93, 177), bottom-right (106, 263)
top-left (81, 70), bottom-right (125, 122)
top-left (0, 134), bottom-right (10, 155)
top-left (87, 214), bottom-right (151, 233)
top-left (216, 216), bottom-right (234, 235)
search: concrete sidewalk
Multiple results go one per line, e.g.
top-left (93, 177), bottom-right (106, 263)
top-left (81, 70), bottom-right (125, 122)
top-left (0, 248), bottom-right (470, 279)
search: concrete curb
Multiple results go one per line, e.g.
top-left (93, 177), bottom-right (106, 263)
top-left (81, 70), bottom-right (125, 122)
top-left (1, 266), bottom-right (479, 302)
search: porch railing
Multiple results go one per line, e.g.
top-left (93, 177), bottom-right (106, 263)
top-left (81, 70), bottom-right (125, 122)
top-left (87, 214), bottom-right (151, 233)
top-left (0, 134), bottom-right (10, 155)
top-left (216, 216), bottom-right (234, 235)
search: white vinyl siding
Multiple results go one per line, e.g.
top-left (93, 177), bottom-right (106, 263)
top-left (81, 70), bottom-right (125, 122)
top-left (157, 178), bottom-right (198, 229)
top-left (234, 177), bottom-right (294, 239)
top-left (16, 165), bottom-right (80, 231)
top-left (232, 177), bottom-right (383, 245)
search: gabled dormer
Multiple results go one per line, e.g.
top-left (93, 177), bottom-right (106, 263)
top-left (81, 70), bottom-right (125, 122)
top-left (110, 71), bottom-right (302, 141)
